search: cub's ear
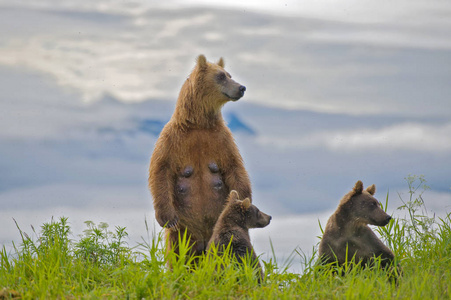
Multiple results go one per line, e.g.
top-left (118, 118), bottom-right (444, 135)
top-left (242, 198), bottom-right (251, 210)
top-left (217, 57), bottom-right (225, 68)
top-left (353, 180), bottom-right (363, 195)
top-left (366, 184), bottom-right (376, 195)
top-left (197, 54), bottom-right (207, 69)
top-left (228, 190), bottom-right (240, 202)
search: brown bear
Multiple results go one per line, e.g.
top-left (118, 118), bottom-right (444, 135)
top-left (318, 180), bottom-right (395, 269)
top-left (207, 190), bottom-right (272, 282)
top-left (148, 55), bottom-right (251, 258)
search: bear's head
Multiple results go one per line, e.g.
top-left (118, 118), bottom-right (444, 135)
top-left (339, 180), bottom-right (392, 227)
top-left (223, 190), bottom-right (272, 229)
top-left (193, 54), bottom-right (246, 102)
top-left (176, 55), bottom-right (246, 126)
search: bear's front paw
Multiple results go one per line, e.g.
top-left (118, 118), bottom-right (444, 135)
top-left (156, 211), bottom-right (179, 230)
top-left (166, 216), bottom-right (179, 231)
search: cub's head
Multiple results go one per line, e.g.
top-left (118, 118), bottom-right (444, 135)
top-left (190, 55), bottom-right (246, 104)
top-left (224, 190), bottom-right (272, 229)
top-left (339, 181), bottom-right (392, 226)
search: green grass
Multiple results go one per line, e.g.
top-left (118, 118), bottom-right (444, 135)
top-left (1, 175), bottom-right (450, 299)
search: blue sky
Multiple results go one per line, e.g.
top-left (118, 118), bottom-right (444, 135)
top-left (1, 0), bottom-right (450, 270)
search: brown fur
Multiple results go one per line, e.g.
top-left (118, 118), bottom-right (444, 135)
top-left (148, 55), bottom-right (250, 257)
top-left (318, 180), bottom-right (395, 268)
top-left (207, 190), bottom-right (272, 282)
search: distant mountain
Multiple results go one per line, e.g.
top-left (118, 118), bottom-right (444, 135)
top-left (225, 112), bottom-right (256, 136)
top-left (136, 112), bottom-right (256, 137)
top-left (138, 119), bottom-right (167, 136)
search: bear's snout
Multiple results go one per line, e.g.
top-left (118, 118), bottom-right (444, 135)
top-left (385, 215), bottom-right (392, 224)
top-left (239, 85), bottom-right (246, 96)
top-left (377, 214), bottom-right (392, 226)
top-left (221, 80), bottom-right (246, 101)
top-left (263, 214), bottom-right (272, 226)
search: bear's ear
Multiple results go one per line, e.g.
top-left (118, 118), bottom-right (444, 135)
top-left (241, 198), bottom-right (251, 210)
top-left (366, 184), bottom-right (376, 195)
top-left (228, 190), bottom-right (240, 203)
top-left (197, 54), bottom-right (207, 69)
top-left (353, 180), bottom-right (363, 195)
top-left (217, 57), bottom-right (225, 68)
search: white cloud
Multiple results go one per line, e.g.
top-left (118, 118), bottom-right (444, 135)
top-left (325, 123), bottom-right (451, 152)
top-left (257, 123), bottom-right (451, 153)
top-left (0, 36), bottom-right (187, 103)
top-left (306, 27), bottom-right (451, 50)
top-left (182, 0), bottom-right (451, 27)
top-left (155, 13), bottom-right (215, 38)
top-left (1, 5), bottom-right (450, 117)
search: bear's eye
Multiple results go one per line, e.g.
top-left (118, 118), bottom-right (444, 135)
top-left (217, 72), bottom-right (226, 81)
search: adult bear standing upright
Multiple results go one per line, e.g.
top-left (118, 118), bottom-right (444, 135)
top-left (149, 55), bottom-right (251, 257)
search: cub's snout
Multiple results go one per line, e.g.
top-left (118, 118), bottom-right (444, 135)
top-left (257, 212), bottom-right (272, 228)
top-left (382, 215), bottom-right (392, 226)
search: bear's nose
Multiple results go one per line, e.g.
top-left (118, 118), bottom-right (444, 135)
top-left (239, 85), bottom-right (246, 94)
top-left (386, 215), bottom-right (392, 222)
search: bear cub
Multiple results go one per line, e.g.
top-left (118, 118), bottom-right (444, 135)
top-left (319, 180), bottom-right (395, 269)
top-left (207, 190), bottom-right (272, 282)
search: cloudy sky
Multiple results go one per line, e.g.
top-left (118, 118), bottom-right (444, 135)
top-left (1, 0), bottom-right (450, 270)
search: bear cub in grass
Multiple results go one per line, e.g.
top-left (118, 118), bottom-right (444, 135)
top-left (149, 55), bottom-right (251, 258)
top-left (208, 190), bottom-right (272, 282)
top-left (319, 180), bottom-right (395, 269)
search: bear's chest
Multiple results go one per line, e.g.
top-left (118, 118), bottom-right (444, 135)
top-left (171, 129), bottom-right (231, 215)
top-left (171, 129), bottom-right (232, 182)
top-left (174, 161), bottom-right (229, 237)
top-left (175, 162), bottom-right (227, 204)
top-left (174, 128), bottom-right (230, 158)
top-left (169, 128), bottom-right (233, 227)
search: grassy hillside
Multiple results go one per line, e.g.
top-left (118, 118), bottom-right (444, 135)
top-left (1, 176), bottom-right (450, 299)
